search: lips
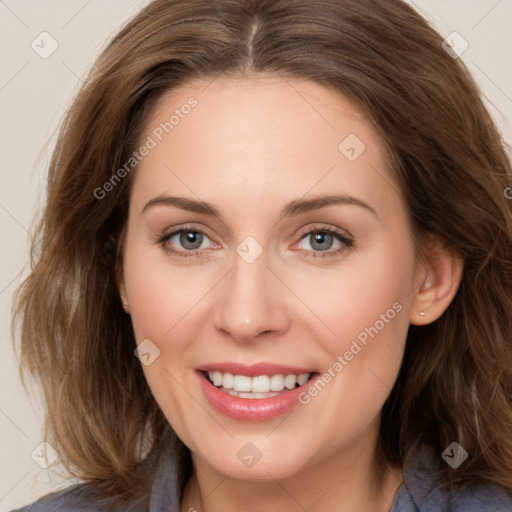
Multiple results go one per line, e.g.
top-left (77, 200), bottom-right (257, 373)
top-left (196, 362), bottom-right (320, 421)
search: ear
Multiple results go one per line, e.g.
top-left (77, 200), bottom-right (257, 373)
top-left (115, 264), bottom-right (130, 314)
top-left (409, 236), bottom-right (464, 326)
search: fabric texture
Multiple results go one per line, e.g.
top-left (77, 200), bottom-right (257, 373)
top-left (389, 444), bottom-right (512, 512)
top-left (12, 442), bottom-right (512, 511)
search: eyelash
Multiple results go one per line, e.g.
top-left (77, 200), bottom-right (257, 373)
top-left (155, 224), bottom-right (354, 259)
top-left (295, 225), bottom-right (354, 258)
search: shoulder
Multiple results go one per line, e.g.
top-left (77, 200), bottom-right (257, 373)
top-left (11, 483), bottom-right (101, 512)
top-left (11, 441), bottom-right (181, 512)
top-left (391, 444), bottom-right (512, 512)
top-left (10, 482), bottom-right (145, 512)
top-left (450, 482), bottom-right (512, 512)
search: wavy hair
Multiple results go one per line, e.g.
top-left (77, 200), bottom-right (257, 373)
top-left (12, 0), bottom-right (512, 505)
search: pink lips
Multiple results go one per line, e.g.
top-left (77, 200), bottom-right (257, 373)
top-left (195, 362), bottom-right (319, 422)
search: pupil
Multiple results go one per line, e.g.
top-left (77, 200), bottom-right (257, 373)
top-left (311, 232), bottom-right (333, 251)
top-left (180, 231), bottom-right (203, 250)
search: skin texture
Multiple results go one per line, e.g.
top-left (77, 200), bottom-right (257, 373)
top-left (117, 75), bottom-right (463, 512)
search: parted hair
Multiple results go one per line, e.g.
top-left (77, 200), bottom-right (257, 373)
top-left (12, 0), bottom-right (512, 506)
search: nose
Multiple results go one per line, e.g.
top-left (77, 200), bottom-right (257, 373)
top-left (212, 249), bottom-right (291, 343)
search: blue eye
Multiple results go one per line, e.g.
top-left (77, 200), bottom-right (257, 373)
top-left (296, 228), bottom-right (353, 257)
top-left (158, 228), bottom-right (215, 257)
top-left (302, 231), bottom-right (336, 251)
top-left (172, 230), bottom-right (205, 251)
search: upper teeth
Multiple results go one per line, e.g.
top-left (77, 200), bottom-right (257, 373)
top-left (207, 371), bottom-right (310, 392)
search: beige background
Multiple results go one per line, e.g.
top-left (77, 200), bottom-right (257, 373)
top-left (1, 0), bottom-right (511, 510)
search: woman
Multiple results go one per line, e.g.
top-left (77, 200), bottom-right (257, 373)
top-left (11, 0), bottom-right (512, 510)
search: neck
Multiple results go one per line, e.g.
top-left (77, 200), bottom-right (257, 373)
top-left (180, 433), bottom-right (403, 512)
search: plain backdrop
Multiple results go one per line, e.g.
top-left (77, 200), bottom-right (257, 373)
top-left (1, 0), bottom-right (511, 510)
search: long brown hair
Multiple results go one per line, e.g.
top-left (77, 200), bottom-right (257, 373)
top-left (12, 0), bottom-right (512, 505)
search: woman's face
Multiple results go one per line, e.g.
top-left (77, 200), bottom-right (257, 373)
top-left (118, 75), bottom-right (421, 479)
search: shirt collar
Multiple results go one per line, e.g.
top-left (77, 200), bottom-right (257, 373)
top-left (398, 442), bottom-right (451, 510)
top-left (148, 441), bottom-right (181, 512)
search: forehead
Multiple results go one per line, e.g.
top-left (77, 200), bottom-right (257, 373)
top-left (130, 75), bottom-right (400, 220)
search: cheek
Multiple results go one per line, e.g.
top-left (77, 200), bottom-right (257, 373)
top-left (294, 242), bottom-right (413, 351)
top-left (294, 236), bottom-right (414, 396)
top-left (122, 242), bottom-right (211, 444)
top-left (123, 238), bottom-right (209, 341)
top-left (290, 263), bottom-right (411, 453)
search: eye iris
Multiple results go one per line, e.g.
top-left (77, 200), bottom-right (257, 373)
top-left (310, 232), bottom-right (333, 251)
top-left (180, 231), bottom-right (203, 250)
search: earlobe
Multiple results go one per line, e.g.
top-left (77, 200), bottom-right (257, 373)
top-left (410, 239), bottom-right (464, 326)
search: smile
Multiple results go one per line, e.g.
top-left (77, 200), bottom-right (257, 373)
top-left (205, 371), bottom-right (312, 398)
top-left (196, 363), bottom-right (320, 421)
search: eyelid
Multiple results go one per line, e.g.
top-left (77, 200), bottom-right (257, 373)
top-left (155, 223), bottom-right (220, 257)
top-left (289, 224), bottom-right (354, 257)
top-left (158, 223), bottom-right (217, 242)
top-left (294, 223), bottom-right (353, 241)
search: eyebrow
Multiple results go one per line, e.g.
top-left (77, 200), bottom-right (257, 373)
top-left (141, 194), bottom-right (377, 218)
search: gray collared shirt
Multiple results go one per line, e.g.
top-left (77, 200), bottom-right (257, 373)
top-left (12, 443), bottom-right (512, 511)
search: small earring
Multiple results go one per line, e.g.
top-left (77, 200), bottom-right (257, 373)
top-left (419, 311), bottom-right (426, 316)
